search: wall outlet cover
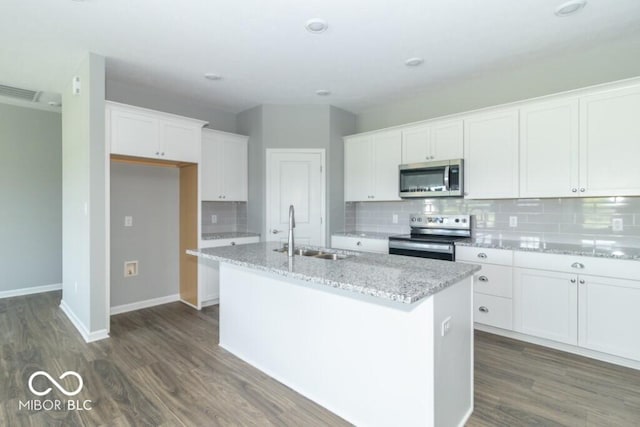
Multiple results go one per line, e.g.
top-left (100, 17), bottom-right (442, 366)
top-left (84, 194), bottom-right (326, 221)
top-left (124, 216), bottom-right (133, 227)
top-left (124, 261), bottom-right (139, 277)
top-left (612, 218), bottom-right (623, 232)
top-left (509, 216), bottom-right (518, 227)
top-left (392, 214), bottom-right (398, 224)
top-left (211, 214), bottom-right (218, 224)
top-left (441, 316), bottom-right (452, 337)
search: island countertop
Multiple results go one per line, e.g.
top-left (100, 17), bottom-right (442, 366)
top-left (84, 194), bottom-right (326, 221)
top-left (187, 242), bottom-right (480, 304)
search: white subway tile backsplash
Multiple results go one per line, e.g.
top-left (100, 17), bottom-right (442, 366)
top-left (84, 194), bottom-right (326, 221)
top-left (201, 201), bottom-right (248, 234)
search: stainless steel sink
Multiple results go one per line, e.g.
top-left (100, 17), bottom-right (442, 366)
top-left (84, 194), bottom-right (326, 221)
top-left (273, 246), bottom-right (351, 260)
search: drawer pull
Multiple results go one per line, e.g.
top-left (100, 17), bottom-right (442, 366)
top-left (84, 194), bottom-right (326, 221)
top-left (477, 253), bottom-right (487, 259)
top-left (230, 242), bottom-right (236, 246)
top-left (478, 306), bottom-right (489, 313)
top-left (570, 278), bottom-right (576, 283)
top-left (478, 275), bottom-right (489, 282)
top-left (579, 279), bottom-right (585, 284)
top-left (571, 262), bottom-right (585, 269)
top-left (357, 241), bottom-right (362, 246)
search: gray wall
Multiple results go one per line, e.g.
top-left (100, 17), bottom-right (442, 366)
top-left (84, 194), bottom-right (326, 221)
top-left (237, 104), bottom-right (356, 242)
top-left (357, 37), bottom-right (640, 132)
top-left (110, 163), bottom-right (179, 307)
top-left (106, 79), bottom-right (237, 133)
top-left (0, 103), bottom-right (62, 293)
top-left (61, 52), bottom-right (108, 334)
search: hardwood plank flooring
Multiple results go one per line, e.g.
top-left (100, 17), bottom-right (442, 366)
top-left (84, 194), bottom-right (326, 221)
top-left (1, 291), bottom-right (639, 426)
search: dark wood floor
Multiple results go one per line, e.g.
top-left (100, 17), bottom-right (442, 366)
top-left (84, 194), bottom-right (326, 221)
top-left (1, 292), bottom-right (639, 426)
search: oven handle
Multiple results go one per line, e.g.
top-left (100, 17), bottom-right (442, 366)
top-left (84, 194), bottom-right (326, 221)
top-left (388, 240), bottom-right (453, 254)
top-left (444, 165), bottom-right (450, 191)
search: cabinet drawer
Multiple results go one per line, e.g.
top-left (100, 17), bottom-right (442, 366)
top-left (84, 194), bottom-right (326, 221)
top-left (331, 236), bottom-right (388, 254)
top-left (200, 236), bottom-right (259, 249)
top-left (513, 251), bottom-right (640, 281)
top-left (456, 246), bottom-right (513, 265)
top-left (474, 293), bottom-right (513, 330)
top-left (472, 264), bottom-right (513, 298)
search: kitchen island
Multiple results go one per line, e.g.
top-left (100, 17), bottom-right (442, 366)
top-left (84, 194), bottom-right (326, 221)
top-left (187, 242), bottom-right (480, 427)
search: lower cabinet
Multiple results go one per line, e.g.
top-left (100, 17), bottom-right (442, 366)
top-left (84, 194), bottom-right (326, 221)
top-left (579, 275), bottom-right (640, 361)
top-left (474, 293), bottom-right (513, 330)
top-left (198, 236), bottom-right (259, 305)
top-left (513, 268), bottom-right (578, 345)
top-left (331, 235), bottom-right (388, 254)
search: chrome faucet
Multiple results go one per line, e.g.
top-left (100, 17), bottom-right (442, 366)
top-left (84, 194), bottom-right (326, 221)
top-left (287, 205), bottom-right (295, 257)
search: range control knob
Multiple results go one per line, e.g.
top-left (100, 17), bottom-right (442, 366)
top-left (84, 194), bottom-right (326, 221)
top-left (418, 217), bottom-right (423, 222)
top-left (455, 218), bottom-right (460, 223)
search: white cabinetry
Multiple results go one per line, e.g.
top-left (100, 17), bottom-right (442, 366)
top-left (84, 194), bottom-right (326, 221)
top-left (344, 130), bottom-right (401, 202)
top-left (456, 246), bottom-right (514, 330)
top-left (519, 98), bottom-right (580, 198)
top-left (401, 120), bottom-right (463, 164)
top-left (513, 268), bottom-right (578, 345)
top-left (579, 84), bottom-right (640, 197)
top-left (331, 235), bottom-right (388, 254)
top-left (201, 129), bottom-right (248, 201)
top-left (198, 236), bottom-right (259, 304)
top-left (107, 101), bottom-right (206, 163)
top-left (463, 109), bottom-right (519, 199)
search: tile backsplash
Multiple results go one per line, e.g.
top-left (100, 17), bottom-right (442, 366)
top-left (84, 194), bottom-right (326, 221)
top-left (201, 201), bottom-right (248, 234)
top-left (345, 197), bottom-right (640, 246)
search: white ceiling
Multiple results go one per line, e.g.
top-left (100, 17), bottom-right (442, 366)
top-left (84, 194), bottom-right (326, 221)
top-left (1, 0), bottom-right (640, 114)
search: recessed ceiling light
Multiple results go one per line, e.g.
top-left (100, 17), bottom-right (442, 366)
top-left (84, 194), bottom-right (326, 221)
top-left (405, 57), bottom-right (424, 67)
top-left (316, 89), bottom-right (331, 96)
top-left (555, 0), bottom-right (587, 17)
top-left (204, 73), bottom-right (222, 81)
top-left (305, 19), bottom-right (328, 34)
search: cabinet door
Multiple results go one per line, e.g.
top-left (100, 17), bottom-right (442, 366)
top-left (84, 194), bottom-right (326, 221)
top-left (109, 107), bottom-right (160, 158)
top-left (219, 136), bottom-right (248, 201)
top-left (464, 109), bottom-right (519, 199)
top-left (161, 119), bottom-right (200, 163)
top-left (580, 85), bottom-right (640, 196)
top-left (513, 268), bottom-right (578, 345)
top-left (520, 98), bottom-right (580, 198)
top-left (579, 275), bottom-right (640, 361)
top-left (430, 120), bottom-right (463, 161)
top-left (201, 131), bottom-right (223, 201)
top-left (372, 130), bottom-right (402, 201)
top-left (344, 135), bottom-right (374, 201)
top-left (401, 124), bottom-right (430, 164)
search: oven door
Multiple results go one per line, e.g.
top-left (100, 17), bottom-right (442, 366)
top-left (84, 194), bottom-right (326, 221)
top-left (388, 240), bottom-right (455, 261)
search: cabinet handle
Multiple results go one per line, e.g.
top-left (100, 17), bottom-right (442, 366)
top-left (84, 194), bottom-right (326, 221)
top-left (579, 279), bottom-right (585, 284)
top-left (156, 151), bottom-right (160, 155)
top-left (230, 242), bottom-right (236, 246)
top-left (478, 275), bottom-right (488, 282)
top-left (477, 253), bottom-right (487, 259)
top-left (571, 188), bottom-right (577, 193)
top-left (571, 262), bottom-right (585, 269)
top-left (356, 241), bottom-right (362, 246)
top-left (272, 230), bottom-right (282, 234)
top-left (570, 278), bottom-right (576, 283)
top-left (580, 188), bottom-right (585, 192)
top-left (478, 306), bottom-right (489, 313)
top-left (161, 152), bottom-right (165, 156)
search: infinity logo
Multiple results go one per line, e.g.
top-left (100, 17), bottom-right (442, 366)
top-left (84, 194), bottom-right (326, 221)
top-left (28, 371), bottom-right (84, 397)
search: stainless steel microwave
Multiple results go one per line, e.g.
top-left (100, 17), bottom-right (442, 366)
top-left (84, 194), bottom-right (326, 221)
top-left (399, 159), bottom-right (463, 198)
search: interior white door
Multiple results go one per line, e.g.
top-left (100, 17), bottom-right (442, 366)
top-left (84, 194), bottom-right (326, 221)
top-left (267, 150), bottom-right (325, 246)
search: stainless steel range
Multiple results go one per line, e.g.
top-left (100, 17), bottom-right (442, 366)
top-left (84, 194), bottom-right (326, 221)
top-left (388, 214), bottom-right (471, 261)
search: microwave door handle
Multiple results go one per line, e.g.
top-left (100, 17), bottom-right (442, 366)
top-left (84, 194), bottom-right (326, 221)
top-left (443, 165), bottom-right (450, 191)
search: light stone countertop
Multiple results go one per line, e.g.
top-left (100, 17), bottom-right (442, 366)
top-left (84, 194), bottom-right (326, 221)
top-left (201, 231), bottom-right (261, 241)
top-left (187, 242), bottom-right (480, 304)
top-left (332, 231), bottom-right (396, 240)
top-left (456, 237), bottom-right (640, 261)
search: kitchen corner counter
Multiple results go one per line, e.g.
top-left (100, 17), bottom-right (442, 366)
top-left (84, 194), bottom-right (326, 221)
top-left (201, 231), bottom-right (261, 240)
top-left (456, 238), bottom-right (640, 261)
top-left (331, 231), bottom-right (395, 240)
top-left (187, 242), bottom-right (480, 304)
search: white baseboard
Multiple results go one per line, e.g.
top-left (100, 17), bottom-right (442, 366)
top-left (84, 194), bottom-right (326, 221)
top-left (110, 293), bottom-right (180, 315)
top-left (59, 300), bottom-right (110, 343)
top-left (201, 297), bottom-right (220, 307)
top-left (0, 283), bottom-right (62, 299)
top-left (179, 298), bottom-right (200, 310)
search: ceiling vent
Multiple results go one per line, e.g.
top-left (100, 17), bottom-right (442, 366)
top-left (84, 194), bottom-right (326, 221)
top-left (0, 84), bottom-right (41, 102)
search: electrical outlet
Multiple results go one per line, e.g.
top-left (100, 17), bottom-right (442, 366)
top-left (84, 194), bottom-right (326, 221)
top-left (509, 216), bottom-right (518, 227)
top-left (441, 316), bottom-right (452, 337)
top-left (124, 216), bottom-right (133, 227)
top-left (612, 218), bottom-right (624, 232)
top-left (392, 214), bottom-right (398, 224)
top-left (124, 261), bottom-right (139, 277)
top-left (211, 214), bottom-right (218, 224)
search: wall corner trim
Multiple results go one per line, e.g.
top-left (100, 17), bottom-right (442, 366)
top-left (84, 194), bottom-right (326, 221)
top-left (60, 299), bottom-right (110, 343)
top-left (110, 293), bottom-right (180, 315)
top-left (0, 283), bottom-right (62, 300)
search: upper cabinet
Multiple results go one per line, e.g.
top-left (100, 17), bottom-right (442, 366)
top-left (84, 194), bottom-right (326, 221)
top-left (519, 98), bottom-right (580, 198)
top-left (579, 85), bottom-right (640, 197)
top-left (344, 129), bottom-right (401, 201)
top-left (463, 109), bottom-right (519, 199)
top-left (107, 101), bottom-right (207, 163)
top-left (401, 119), bottom-right (463, 164)
top-left (201, 129), bottom-right (248, 201)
